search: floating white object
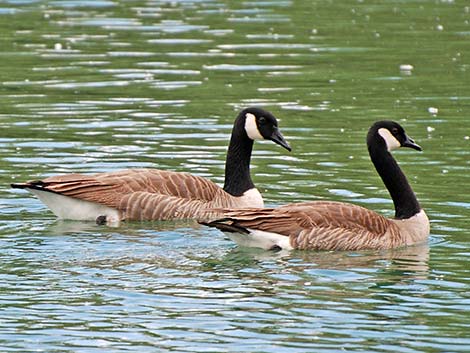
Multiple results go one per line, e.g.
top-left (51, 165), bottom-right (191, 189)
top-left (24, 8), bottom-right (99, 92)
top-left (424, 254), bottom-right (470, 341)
top-left (427, 126), bottom-right (435, 132)
top-left (54, 43), bottom-right (62, 51)
top-left (428, 107), bottom-right (438, 114)
top-left (400, 64), bottom-right (414, 71)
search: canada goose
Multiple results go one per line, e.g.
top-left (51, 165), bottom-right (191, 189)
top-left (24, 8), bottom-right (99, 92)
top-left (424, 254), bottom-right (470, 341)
top-left (202, 121), bottom-right (430, 251)
top-left (11, 107), bottom-right (291, 223)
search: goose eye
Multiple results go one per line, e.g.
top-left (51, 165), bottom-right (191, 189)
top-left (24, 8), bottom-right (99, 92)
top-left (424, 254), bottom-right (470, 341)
top-left (391, 127), bottom-right (399, 135)
top-left (258, 117), bottom-right (266, 124)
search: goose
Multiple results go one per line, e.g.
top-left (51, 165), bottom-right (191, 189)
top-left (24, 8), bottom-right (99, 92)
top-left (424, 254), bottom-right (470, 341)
top-left (201, 120), bottom-right (430, 251)
top-left (11, 107), bottom-right (291, 224)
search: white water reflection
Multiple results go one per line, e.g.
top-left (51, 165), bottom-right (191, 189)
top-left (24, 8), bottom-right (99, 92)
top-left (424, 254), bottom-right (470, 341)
top-left (148, 38), bottom-right (213, 44)
top-left (204, 64), bottom-right (301, 71)
top-left (50, 0), bottom-right (116, 8)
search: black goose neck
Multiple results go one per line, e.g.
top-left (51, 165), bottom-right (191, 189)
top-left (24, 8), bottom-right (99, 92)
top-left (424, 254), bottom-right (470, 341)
top-left (367, 133), bottom-right (421, 219)
top-left (223, 116), bottom-right (255, 196)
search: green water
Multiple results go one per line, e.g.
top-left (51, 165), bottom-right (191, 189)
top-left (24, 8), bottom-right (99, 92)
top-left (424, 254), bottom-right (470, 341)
top-left (1, 0), bottom-right (469, 352)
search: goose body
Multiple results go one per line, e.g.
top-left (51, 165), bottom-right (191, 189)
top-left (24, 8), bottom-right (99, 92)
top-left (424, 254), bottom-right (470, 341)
top-left (202, 121), bottom-right (430, 251)
top-left (11, 107), bottom-right (291, 223)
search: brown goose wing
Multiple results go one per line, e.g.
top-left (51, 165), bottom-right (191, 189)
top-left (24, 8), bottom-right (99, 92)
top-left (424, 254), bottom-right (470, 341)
top-left (15, 169), bottom-right (226, 220)
top-left (94, 169), bottom-right (223, 201)
top-left (209, 201), bottom-right (398, 251)
top-left (117, 191), bottom-right (222, 221)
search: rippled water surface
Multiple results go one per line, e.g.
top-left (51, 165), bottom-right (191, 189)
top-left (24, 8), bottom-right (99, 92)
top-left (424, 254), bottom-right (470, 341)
top-left (1, 1), bottom-right (470, 352)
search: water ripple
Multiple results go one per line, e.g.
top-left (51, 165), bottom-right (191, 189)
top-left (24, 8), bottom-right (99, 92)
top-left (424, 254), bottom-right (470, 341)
top-left (204, 64), bottom-right (302, 71)
top-left (49, 0), bottom-right (116, 8)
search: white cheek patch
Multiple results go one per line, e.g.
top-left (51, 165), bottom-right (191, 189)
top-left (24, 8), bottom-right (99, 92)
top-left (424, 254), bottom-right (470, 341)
top-left (244, 113), bottom-right (264, 140)
top-left (378, 128), bottom-right (401, 151)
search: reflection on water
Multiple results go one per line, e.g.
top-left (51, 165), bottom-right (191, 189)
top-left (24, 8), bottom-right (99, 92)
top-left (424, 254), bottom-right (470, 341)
top-left (212, 242), bottom-right (431, 280)
top-left (1, 0), bottom-right (470, 352)
top-left (0, 222), bottom-right (446, 352)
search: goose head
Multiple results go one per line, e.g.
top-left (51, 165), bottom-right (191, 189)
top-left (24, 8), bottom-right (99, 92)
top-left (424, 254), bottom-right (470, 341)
top-left (369, 120), bottom-right (422, 152)
top-left (241, 107), bottom-right (291, 151)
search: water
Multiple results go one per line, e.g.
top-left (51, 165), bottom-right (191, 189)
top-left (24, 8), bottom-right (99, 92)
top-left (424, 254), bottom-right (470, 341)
top-left (1, 0), bottom-right (469, 352)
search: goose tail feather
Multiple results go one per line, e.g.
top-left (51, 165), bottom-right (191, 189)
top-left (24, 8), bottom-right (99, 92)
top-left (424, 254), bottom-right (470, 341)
top-left (11, 181), bottom-right (49, 191)
top-left (200, 219), bottom-right (250, 234)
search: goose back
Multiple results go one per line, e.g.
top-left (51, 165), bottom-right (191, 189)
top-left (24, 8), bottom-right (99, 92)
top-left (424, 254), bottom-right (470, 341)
top-left (205, 201), bottom-right (429, 251)
top-left (19, 169), bottom-right (264, 222)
